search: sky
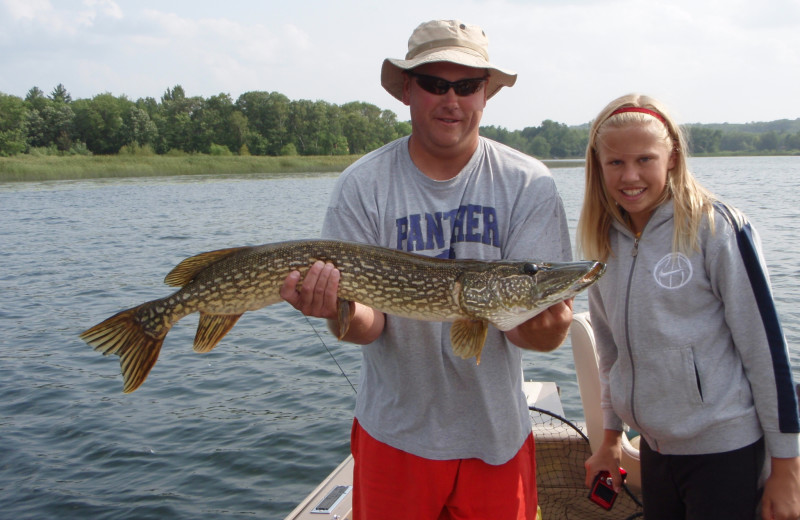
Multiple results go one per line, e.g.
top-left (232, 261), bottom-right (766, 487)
top-left (1, 0), bottom-right (799, 130)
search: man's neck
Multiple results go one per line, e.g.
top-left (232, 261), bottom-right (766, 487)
top-left (407, 134), bottom-right (479, 181)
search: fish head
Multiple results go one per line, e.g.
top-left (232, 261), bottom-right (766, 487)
top-left (461, 260), bottom-right (606, 331)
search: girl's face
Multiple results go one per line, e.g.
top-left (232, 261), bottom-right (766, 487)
top-left (596, 122), bottom-right (676, 234)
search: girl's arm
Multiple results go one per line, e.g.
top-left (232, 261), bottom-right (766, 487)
top-left (584, 429), bottom-right (625, 492)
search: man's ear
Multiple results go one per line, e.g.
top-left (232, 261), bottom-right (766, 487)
top-left (401, 73), bottom-right (412, 106)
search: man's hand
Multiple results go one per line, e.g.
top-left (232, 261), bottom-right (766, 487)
top-left (280, 260), bottom-right (341, 320)
top-left (279, 261), bottom-right (385, 344)
top-left (505, 298), bottom-right (574, 352)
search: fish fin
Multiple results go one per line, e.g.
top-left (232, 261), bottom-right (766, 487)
top-left (490, 308), bottom-right (545, 331)
top-left (80, 306), bottom-right (167, 393)
top-left (164, 247), bottom-right (252, 287)
top-left (450, 319), bottom-right (489, 364)
top-left (336, 299), bottom-right (352, 340)
top-left (193, 313), bottom-right (242, 353)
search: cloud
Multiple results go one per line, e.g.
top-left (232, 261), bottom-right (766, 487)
top-left (0, 0), bottom-right (797, 127)
top-left (79, 0), bottom-right (123, 24)
top-left (3, 0), bottom-right (53, 22)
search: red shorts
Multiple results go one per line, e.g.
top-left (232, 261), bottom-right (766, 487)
top-left (350, 418), bottom-right (537, 520)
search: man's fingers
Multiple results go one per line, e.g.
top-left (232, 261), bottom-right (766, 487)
top-left (279, 270), bottom-right (302, 305)
top-left (305, 262), bottom-right (338, 316)
top-left (280, 261), bottom-right (341, 319)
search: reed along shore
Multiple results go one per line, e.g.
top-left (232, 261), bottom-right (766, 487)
top-left (0, 154), bottom-right (585, 183)
top-left (0, 154), bottom-right (362, 182)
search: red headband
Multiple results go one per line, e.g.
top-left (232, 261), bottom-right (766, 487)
top-left (610, 107), bottom-right (667, 125)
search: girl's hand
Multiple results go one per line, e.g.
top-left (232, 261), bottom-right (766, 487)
top-left (761, 456), bottom-right (800, 520)
top-left (584, 429), bottom-right (624, 492)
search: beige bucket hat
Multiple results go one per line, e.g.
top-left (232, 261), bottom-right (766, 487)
top-left (381, 19), bottom-right (517, 101)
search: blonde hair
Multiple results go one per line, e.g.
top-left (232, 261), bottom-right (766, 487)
top-left (577, 93), bottom-right (716, 261)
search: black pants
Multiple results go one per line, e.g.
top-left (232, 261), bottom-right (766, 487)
top-left (640, 437), bottom-right (765, 520)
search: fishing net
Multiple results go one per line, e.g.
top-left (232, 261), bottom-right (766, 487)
top-left (530, 406), bottom-right (644, 520)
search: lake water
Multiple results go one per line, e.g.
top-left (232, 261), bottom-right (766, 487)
top-left (1, 156), bottom-right (798, 519)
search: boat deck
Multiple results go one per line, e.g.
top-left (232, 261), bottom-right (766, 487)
top-left (284, 382), bottom-right (570, 520)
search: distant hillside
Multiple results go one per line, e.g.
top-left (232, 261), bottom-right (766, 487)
top-left (484, 117), bottom-right (800, 158)
top-left (568, 118), bottom-right (800, 134)
top-left (689, 118), bottom-right (800, 134)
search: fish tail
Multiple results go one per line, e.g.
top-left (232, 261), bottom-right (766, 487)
top-left (80, 305), bottom-right (168, 393)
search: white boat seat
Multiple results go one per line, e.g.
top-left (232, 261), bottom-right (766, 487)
top-left (570, 311), bottom-right (642, 494)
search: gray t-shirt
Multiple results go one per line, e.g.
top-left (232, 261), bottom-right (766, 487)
top-left (322, 136), bottom-right (571, 464)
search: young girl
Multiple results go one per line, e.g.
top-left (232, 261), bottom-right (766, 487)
top-left (578, 93), bottom-right (800, 519)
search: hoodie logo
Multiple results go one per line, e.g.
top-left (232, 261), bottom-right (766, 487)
top-left (653, 253), bottom-right (693, 289)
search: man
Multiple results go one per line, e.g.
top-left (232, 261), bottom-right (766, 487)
top-left (281, 19), bottom-right (572, 519)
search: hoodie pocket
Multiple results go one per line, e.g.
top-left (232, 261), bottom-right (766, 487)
top-left (642, 344), bottom-right (703, 403)
top-left (620, 343), bottom-right (705, 433)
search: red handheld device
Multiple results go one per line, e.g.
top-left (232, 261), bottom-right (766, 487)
top-left (588, 468), bottom-right (627, 510)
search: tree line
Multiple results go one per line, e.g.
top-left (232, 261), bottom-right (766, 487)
top-left (0, 84), bottom-right (410, 157)
top-left (681, 122), bottom-right (800, 155)
top-left (1, 84), bottom-right (798, 158)
top-left (483, 119), bottom-right (800, 158)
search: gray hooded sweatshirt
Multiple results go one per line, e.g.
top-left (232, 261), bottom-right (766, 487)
top-left (589, 201), bottom-right (800, 458)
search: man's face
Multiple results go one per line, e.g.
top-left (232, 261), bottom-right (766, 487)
top-left (402, 62), bottom-right (488, 163)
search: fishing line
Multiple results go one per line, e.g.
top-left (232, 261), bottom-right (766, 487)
top-left (304, 315), bottom-right (357, 394)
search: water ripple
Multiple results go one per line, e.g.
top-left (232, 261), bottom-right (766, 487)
top-left (1, 160), bottom-right (797, 518)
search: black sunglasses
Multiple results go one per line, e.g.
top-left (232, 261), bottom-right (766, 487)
top-left (407, 72), bottom-right (488, 96)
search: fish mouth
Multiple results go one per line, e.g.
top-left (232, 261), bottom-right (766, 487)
top-left (581, 261), bottom-right (606, 285)
top-left (537, 260), bottom-right (606, 299)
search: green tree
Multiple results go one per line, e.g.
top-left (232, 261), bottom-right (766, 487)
top-left (340, 102), bottom-right (394, 154)
top-left (528, 135), bottom-right (551, 158)
top-left (244, 130), bottom-right (270, 156)
top-left (288, 99), bottom-right (337, 155)
top-left (537, 120), bottom-right (576, 158)
top-left (687, 126), bottom-right (722, 154)
top-left (122, 106), bottom-right (158, 148)
top-left (280, 142), bottom-right (298, 156)
top-left (0, 93), bottom-right (28, 156)
top-left (23, 94), bottom-right (76, 150)
top-left (757, 131), bottom-right (780, 152)
top-left (319, 102), bottom-right (346, 155)
top-left (44, 103), bottom-right (76, 151)
top-left (235, 91), bottom-right (290, 155)
top-left (784, 131), bottom-right (800, 151)
top-left (155, 85), bottom-right (205, 153)
top-left (720, 132), bottom-right (756, 152)
top-left (395, 121), bottom-right (412, 138)
top-left (25, 104), bottom-right (47, 148)
top-left (24, 86), bottom-right (49, 112)
top-left (72, 93), bottom-right (131, 154)
top-left (50, 84), bottom-right (72, 104)
top-left (191, 93), bottom-right (230, 153)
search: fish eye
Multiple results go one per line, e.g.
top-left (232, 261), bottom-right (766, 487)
top-left (523, 263), bottom-right (539, 275)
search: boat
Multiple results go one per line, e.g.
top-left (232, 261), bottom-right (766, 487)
top-left (285, 313), bottom-right (645, 519)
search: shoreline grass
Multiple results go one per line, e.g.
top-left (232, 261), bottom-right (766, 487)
top-left (3, 152), bottom-right (795, 183)
top-left (0, 154), bottom-right (592, 183)
top-left (0, 154), bottom-right (363, 182)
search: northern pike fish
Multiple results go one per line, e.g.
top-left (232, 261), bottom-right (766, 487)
top-left (80, 240), bottom-right (605, 393)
